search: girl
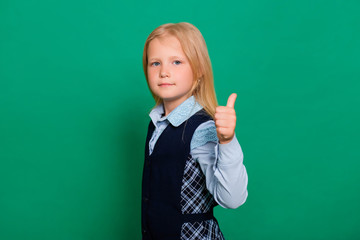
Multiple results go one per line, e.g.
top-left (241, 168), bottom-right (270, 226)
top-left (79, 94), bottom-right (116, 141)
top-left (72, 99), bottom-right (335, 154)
top-left (141, 22), bottom-right (248, 240)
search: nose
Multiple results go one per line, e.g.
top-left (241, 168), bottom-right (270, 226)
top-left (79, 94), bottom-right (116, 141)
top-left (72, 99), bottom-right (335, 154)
top-left (160, 65), bottom-right (170, 78)
top-left (160, 72), bottom-right (169, 78)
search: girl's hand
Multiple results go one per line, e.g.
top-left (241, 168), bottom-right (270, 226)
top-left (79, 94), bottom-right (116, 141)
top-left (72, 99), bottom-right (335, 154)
top-left (215, 93), bottom-right (237, 144)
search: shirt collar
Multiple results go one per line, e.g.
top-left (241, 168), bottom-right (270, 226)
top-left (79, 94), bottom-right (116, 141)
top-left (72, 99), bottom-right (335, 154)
top-left (149, 96), bottom-right (203, 127)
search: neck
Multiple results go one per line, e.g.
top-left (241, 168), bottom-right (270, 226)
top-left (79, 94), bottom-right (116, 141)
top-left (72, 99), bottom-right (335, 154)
top-left (162, 95), bottom-right (192, 116)
top-left (163, 100), bottom-right (180, 116)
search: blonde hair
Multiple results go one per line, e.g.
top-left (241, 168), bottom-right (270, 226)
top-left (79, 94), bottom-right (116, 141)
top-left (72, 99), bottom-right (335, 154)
top-left (142, 22), bottom-right (218, 118)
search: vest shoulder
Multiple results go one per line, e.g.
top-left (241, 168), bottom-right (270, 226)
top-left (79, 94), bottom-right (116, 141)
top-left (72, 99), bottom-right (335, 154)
top-left (190, 109), bottom-right (213, 123)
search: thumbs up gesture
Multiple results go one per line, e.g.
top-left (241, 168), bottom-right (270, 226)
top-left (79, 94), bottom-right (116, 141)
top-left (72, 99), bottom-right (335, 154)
top-left (215, 93), bottom-right (237, 144)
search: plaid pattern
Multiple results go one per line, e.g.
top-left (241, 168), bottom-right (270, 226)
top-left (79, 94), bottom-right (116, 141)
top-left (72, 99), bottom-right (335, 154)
top-left (181, 157), bottom-right (215, 214)
top-left (180, 157), bottom-right (224, 239)
top-left (181, 219), bottom-right (225, 240)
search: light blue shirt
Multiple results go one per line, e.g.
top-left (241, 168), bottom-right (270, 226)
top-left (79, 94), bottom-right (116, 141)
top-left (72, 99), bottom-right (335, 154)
top-left (148, 96), bottom-right (248, 209)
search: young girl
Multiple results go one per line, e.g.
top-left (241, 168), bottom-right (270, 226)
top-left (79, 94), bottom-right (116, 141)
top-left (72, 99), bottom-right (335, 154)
top-left (141, 22), bottom-right (248, 240)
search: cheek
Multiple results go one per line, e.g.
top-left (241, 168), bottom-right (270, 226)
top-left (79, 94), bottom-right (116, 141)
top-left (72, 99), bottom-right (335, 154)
top-left (147, 78), bottom-right (156, 89)
top-left (147, 69), bottom-right (156, 82)
top-left (147, 75), bottom-right (158, 91)
top-left (184, 67), bottom-right (194, 82)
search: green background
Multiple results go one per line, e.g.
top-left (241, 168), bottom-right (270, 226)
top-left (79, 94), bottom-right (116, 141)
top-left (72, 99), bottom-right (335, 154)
top-left (1, 0), bottom-right (359, 239)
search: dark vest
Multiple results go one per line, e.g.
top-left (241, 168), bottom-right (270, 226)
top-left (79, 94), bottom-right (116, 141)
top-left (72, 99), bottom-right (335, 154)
top-left (141, 109), bottom-right (219, 240)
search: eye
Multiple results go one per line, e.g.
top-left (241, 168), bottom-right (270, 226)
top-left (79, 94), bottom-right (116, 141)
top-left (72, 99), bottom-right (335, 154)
top-left (173, 60), bottom-right (181, 65)
top-left (151, 62), bottom-right (160, 66)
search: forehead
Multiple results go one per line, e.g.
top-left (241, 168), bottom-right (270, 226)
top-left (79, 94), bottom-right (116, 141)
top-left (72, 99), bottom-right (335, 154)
top-left (147, 35), bottom-right (185, 57)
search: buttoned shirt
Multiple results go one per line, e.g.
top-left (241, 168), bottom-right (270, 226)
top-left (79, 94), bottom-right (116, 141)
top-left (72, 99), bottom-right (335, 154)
top-left (148, 96), bottom-right (248, 208)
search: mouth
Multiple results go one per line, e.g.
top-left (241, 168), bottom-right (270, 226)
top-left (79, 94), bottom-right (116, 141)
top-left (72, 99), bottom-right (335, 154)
top-left (158, 83), bottom-right (175, 87)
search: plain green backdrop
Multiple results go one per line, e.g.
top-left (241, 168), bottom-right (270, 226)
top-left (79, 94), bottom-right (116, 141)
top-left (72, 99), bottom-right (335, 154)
top-left (1, 0), bottom-right (359, 239)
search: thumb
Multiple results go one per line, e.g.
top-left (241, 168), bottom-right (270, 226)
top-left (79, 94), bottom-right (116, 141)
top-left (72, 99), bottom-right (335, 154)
top-left (226, 93), bottom-right (237, 108)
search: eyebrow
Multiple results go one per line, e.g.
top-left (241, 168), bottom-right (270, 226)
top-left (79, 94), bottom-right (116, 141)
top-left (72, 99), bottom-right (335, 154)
top-left (149, 56), bottom-right (184, 61)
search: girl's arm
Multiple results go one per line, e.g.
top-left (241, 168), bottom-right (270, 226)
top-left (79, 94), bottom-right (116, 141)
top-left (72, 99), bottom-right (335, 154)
top-left (190, 120), bottom-right (248, 209)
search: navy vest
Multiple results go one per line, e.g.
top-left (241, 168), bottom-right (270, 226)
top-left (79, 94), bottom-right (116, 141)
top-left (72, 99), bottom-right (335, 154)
top-left (141, 109), bottom-right (221, 240)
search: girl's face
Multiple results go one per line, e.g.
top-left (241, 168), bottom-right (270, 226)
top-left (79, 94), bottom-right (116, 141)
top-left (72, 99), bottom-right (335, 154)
top-left (147, 35), bottom-right (194, 110)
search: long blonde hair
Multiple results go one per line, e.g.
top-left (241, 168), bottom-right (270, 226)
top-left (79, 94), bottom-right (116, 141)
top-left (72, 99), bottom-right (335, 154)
top-left (142, 22), bottom-right (218, 118)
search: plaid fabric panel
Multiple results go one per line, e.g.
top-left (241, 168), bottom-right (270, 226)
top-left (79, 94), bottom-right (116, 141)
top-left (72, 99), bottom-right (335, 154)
top-left (181, 157), bottom-right (215, 214)
top-left (181, 219), bottom-right (225, 240)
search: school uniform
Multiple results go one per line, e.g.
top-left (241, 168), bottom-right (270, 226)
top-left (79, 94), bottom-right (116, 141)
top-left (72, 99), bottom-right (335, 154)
top-left (142, 96), bottom-right (248, 240)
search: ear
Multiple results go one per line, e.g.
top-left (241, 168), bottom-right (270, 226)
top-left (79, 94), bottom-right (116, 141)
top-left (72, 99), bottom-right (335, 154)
top-left (198, 68), bottom-right (204, 78)
top-left (197, 71), bottom-right (204, 81)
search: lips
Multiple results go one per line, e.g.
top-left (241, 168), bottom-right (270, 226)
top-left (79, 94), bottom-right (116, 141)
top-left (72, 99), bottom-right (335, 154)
top-left (158, 83), bottom-right (174, 87)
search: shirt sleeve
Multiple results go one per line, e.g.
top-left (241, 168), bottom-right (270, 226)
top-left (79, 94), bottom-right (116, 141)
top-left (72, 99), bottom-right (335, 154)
top-left (190, 120), bottom-right (248, 209)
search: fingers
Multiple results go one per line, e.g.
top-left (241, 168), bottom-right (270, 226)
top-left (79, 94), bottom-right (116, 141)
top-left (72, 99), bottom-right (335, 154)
top-left (214, 112), bottom-right (236, 122)
top-left (215, 120), bottom-right (235, 129)
top-left (226, 93), bottom-right (237, 108)
top-left (215, 106), bottom-right (236, 113)
top-left (215, 93), bottom-right (238, 144)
